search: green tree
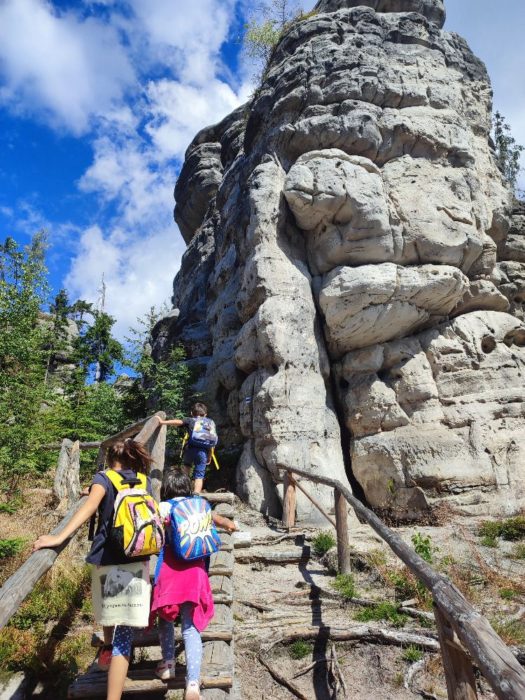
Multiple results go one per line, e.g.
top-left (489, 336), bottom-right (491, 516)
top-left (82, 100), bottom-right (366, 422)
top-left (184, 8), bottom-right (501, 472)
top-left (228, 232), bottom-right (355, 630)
top-left (244, 0), bottom-right (302, 74)
top-left (124, 309), bottom-right (192, 453)
top-left (0, 233), bottom-right (51, 489)
top-left (493, 111), bottom-right (524, 194)
top-left (75, 310), bottom-right (124, 383)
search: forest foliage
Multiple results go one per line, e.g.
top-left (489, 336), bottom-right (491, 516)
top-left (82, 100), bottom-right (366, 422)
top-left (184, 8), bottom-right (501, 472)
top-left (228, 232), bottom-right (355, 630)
top-left (0, 233), bottom-right (191, 497)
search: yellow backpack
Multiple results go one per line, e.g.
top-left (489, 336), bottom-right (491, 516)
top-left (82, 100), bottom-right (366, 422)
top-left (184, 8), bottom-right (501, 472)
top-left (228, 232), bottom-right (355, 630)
top-left (106, 470), bottom-right (164, 559)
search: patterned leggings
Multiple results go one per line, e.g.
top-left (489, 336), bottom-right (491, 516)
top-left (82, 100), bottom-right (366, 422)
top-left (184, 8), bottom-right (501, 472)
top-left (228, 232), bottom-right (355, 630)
top-left (112, 625), bottom-right (134, 657)
top-left (158, 603), bottom-right (202, 683)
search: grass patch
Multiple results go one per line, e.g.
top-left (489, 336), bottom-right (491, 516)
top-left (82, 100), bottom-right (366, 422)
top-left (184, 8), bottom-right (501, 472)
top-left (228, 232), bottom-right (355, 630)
top-left (0, 564), bottom-right (91, 674)
top-left (331, 574), bottom-right (356, 600)
top-left (402, 645), bottom-right (423, 663)
top-left (499, 588), bottom-right (518, 600)
top-left (0, 538), bottom-right (26, 559)
top-left (480, 534), bottom-right (498, 548)
top-left (289, 640), bottom-right (313, 660)
top-left (354, 602), bottom-right (408, 628)
top-left (479, 516), bottom-right (525, 543)
top-left (492, 618), bottom-right (525, 646)
top-left (10, 566), bottom-right (90, 631)
top-left (312, 530), bottom-right (336, 557)
top-left (0, 495), bottom-right (23, 514)
top-left (511, 543), bottom-right (525, 560)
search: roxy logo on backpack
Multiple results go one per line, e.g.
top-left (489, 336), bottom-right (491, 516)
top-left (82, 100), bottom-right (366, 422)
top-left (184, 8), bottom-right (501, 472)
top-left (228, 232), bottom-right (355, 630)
top-left (106, 470), bottom-right (165, 559)
top-left (188, 417), bottom-right (218, 450)
top-left (168, 496), bottom-right (221, 560)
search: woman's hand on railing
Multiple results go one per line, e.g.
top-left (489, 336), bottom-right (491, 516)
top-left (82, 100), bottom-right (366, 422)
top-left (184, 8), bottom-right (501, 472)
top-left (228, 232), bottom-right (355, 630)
top-left (32, 534), bottom-right (63, 552)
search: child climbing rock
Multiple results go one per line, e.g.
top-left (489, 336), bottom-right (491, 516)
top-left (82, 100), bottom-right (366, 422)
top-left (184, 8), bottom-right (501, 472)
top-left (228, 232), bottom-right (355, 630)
top-left (157, 403), bottom-right (218, 494)
top-left (33, 439), bottom-right (163, 700)
top-left (151, 469), bottom-right (237, 699)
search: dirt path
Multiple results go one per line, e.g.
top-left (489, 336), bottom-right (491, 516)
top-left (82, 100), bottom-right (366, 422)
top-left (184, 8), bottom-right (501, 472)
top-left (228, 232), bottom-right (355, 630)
top-left (231, 503), bottom-right (522, 699)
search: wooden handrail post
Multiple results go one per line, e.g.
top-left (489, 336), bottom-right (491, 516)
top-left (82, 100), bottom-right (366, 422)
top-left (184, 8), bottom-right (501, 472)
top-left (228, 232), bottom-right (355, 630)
top-left (434, 606), bottom-right (478, 700)
top-left (282, 471), bottom-right (296, 530)
top-left (334, 488), bottom-right (351, 575)
top-left (149, 423), bottom-right (167, 503)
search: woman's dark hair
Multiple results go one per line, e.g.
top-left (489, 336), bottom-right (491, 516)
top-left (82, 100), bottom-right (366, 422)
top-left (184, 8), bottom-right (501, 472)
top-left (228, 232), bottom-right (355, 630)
top-left (106, 439), bottom-right (153, 474)
top-left (161, 469), bottom-right (192, 500)
top-left (191, 402), bottom-right (207, 416)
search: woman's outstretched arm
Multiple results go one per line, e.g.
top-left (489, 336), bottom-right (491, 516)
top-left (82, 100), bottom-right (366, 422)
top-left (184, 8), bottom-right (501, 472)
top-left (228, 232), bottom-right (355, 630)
top-left (32, 484), bottom-right (106, 551)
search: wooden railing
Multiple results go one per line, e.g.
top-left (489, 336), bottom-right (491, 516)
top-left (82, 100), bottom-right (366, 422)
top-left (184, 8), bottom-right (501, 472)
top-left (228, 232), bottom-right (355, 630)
top-left (0, 412), bottom-right (167, 629)
top-left (279, 465), bottom-right (525, 700)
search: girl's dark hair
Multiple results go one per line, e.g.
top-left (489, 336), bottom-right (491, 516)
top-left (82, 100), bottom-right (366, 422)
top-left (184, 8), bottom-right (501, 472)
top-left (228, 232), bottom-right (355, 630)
top-left (106, 439), bottom-right (153, 474)
top-left (191, 402), bottom-right (207, 416)
top-left (161, 469), bottom-right (192, 500)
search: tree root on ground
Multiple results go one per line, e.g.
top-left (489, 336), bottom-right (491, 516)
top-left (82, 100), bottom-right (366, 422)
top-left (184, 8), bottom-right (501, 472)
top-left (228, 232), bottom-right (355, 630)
top-left (256, 626), bottom-right (440, 699)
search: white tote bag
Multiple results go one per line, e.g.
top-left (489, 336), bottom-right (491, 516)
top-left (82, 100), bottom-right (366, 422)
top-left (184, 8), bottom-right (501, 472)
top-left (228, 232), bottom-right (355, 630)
top-left (91, 560), bottom-right (151, 627)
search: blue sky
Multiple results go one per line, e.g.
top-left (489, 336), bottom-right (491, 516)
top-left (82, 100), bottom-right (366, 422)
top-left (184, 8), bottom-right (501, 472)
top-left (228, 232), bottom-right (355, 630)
top-left (0, 0), bottom-right (524, 337)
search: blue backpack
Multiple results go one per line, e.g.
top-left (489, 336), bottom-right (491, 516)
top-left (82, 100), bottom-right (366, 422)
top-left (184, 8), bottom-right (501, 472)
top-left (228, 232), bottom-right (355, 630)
top-left (169, 496), bottom-right (221, 561)
top-left (188, 417), bottom-right (218, 450)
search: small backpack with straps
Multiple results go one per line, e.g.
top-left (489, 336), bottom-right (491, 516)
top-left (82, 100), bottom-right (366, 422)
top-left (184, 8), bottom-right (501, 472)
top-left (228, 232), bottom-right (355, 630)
top-left (105, 470), bottom-right (165, 559)
top-left (168, 496), bottom-right (221, 561)
top-left (187, 417), bottom-right (218, 450)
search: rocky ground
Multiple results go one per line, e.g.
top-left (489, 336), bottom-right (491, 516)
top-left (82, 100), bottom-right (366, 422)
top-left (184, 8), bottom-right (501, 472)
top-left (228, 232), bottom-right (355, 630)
top-left (231, 500), bottom-right (524, 700)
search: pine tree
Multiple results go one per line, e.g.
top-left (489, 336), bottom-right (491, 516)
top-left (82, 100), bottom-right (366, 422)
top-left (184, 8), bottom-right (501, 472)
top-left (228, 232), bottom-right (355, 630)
top-left (0, 233), bottom-right (51, 489)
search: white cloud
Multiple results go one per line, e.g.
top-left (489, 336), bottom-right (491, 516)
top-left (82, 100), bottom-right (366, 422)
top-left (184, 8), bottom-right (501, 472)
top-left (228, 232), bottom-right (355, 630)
top-left (127, 0), bottom-right (237, 84)
top-left (65, 223), bottom-right (184, 336)
top-left (0, 0), bottom-right (251, 338)
top-left (145, 78), bottom-right (250, 161)
top-left (0, 0), bottom-right (134, 134)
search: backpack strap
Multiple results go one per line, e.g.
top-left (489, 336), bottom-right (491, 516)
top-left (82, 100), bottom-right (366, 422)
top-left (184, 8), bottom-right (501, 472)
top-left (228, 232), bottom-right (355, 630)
top-left (105, 469), bottom-right (145, 490)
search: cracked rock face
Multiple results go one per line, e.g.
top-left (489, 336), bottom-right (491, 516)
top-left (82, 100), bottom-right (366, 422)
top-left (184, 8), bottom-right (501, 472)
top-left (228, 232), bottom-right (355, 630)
top-left (154, 0), bottom-right (525, 520)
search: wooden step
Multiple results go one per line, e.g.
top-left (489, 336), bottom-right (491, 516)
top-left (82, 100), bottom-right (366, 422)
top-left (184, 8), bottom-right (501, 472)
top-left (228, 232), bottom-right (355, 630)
top-left (68, 663), bottom-right (232, 698)
top-left (209, 550), bottom-right (234, 577)
top-left (210, 575), bottom-right (233, 604)
top-left (219, 532), bottom-right (233, 551)
top-left (235, 547), bottom-right (310, 565)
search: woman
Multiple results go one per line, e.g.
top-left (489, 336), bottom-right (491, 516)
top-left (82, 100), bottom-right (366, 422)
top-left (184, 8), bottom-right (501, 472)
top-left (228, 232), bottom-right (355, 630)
top-left (34, 438), bottom-right (160, 700)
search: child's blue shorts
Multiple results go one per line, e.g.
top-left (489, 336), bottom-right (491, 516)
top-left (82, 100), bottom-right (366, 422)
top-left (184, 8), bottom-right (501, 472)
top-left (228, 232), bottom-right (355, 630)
top-left (183, 446), bottom-right (208, 480)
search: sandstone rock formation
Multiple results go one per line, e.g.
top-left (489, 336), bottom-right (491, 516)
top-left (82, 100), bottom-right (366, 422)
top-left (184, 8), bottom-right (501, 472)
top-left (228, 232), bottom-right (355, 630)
top-left (153, 0), bottom-right (525, 520)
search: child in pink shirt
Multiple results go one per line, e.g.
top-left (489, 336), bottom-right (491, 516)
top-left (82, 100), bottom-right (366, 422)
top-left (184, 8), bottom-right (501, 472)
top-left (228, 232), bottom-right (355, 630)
top-left (151, 470), bottom-right (236, 700)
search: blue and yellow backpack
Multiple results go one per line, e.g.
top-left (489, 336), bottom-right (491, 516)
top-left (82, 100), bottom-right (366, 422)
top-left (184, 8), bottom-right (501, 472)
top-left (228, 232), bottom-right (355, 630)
top-left (168, 496), bottom-right (221, 561)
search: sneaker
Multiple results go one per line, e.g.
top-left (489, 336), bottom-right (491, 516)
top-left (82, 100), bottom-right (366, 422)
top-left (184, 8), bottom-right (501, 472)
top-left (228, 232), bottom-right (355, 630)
top-left (184, 681), bottom-right (200, 700)
top-left (97, 644), bottom-right (113, 671)
top-left (155, 660), bottom-right (176, 680)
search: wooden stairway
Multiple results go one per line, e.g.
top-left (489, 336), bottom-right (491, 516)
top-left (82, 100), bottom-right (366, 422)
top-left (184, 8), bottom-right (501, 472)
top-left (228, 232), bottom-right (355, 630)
top-left (68, 494), bottom-right (237, 699)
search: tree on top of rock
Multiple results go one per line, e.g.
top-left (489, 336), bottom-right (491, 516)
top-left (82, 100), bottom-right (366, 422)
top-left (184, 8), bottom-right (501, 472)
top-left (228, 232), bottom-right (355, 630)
top-left (244, 0), bottom-right (303, 76)
top-left (493, 111), bottom-right (524, 197)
